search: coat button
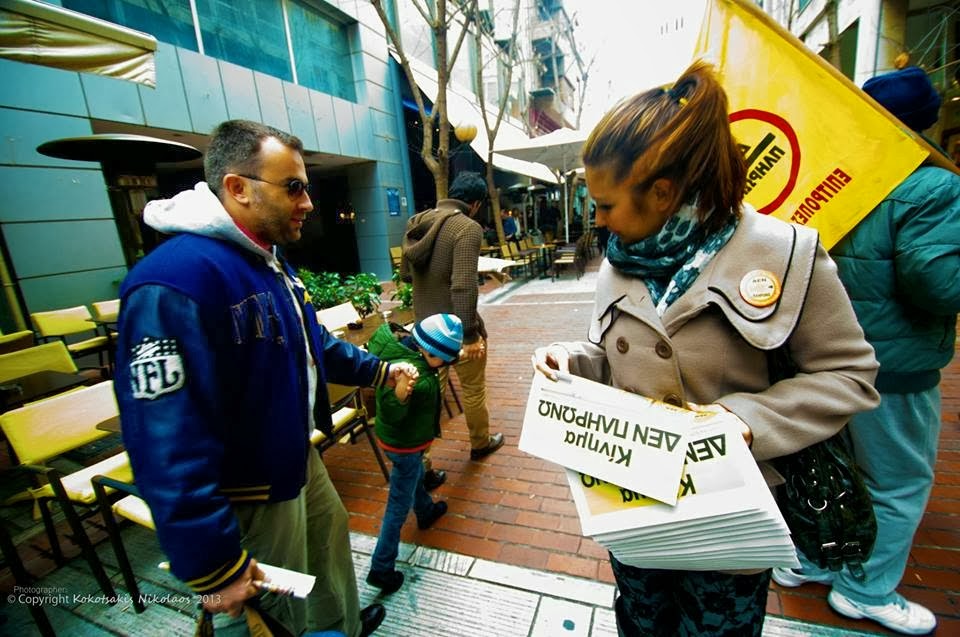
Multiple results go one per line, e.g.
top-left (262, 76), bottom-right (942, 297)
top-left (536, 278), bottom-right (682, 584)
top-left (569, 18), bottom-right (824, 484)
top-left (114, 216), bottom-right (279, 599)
top-left (616, 337), bottom-right (629, 353)
top-left (663, 393), bottom-right (683, 407)
top-left (654, 340), bottom-right (672, 358)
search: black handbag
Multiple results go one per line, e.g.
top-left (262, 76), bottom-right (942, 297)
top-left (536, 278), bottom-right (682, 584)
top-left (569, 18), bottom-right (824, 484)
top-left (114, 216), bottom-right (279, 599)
top-left (767, 347), bottom-right (877, 581)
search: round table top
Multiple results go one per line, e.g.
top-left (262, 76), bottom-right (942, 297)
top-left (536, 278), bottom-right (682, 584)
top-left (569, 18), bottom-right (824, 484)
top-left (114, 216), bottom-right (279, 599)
top-left (37, 134), bottom-right (201, 163)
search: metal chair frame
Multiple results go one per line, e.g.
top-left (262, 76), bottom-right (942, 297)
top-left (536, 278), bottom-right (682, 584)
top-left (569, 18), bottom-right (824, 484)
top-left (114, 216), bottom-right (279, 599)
top-left (92, 476), bottom-right (150, 613)
top-left (313, 383), bottom-right (389, 482)
top-left (30, 306), bottom-right (111, 372)
top-left (0, 381), bottom-right (131, 603)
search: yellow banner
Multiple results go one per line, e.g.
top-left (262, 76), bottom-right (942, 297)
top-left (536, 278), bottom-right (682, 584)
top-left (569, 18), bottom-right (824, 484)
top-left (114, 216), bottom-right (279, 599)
top-left (693, 0), bottom-right (930, 249)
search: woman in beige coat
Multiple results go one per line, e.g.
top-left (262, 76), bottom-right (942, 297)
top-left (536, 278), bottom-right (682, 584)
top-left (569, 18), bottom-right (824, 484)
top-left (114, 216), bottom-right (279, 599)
top-left (533, 61), bottom-right (880, 636)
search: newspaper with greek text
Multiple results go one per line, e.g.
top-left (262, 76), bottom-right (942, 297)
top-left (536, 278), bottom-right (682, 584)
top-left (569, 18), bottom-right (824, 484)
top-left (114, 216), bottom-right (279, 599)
top-left (519, 373), bottom-right (692, 505)
top-left (566, 410), bottom-right (799, 571)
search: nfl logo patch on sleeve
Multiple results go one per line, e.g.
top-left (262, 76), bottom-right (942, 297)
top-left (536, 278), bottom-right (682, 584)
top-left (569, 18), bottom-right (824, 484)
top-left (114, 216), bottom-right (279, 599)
top-left (129, 336), bottom-right (185, 400)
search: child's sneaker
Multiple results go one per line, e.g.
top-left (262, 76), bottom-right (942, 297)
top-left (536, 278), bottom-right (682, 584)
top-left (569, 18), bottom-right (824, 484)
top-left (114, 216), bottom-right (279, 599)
top-left (366, 569), bottom-right (404, 594)
top-left (417, 500), bottom-right (447, 530)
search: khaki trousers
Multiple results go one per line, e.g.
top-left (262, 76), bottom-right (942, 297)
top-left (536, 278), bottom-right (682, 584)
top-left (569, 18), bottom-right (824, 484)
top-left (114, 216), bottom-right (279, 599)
top-left (214, 449), bottom-right (361, 637)
top-left (439, 350), bottom-right (490, 450)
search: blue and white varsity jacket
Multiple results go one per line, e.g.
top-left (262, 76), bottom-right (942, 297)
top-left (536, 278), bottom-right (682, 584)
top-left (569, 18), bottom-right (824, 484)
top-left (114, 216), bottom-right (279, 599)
top-left (113, 183), bottom-right (390, 594)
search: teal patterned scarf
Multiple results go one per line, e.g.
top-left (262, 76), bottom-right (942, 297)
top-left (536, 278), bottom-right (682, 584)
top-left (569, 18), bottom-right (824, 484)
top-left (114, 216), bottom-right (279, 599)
top-left (606, 204), bottom-right (738, 316)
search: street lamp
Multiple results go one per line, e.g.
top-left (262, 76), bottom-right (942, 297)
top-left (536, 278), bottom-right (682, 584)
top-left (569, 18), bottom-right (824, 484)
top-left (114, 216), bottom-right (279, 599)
top-left (452, 122), bottom-right (478, 174)
top-left (454, 122), bottom-right (477, 143)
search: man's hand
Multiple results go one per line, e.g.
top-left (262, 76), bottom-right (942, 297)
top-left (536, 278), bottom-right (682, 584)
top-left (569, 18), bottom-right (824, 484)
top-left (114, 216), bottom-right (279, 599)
top-left (203, 559), bottom-right (264, 618)
top-left (386, 362), bottom-right (419, 388)
top-left (462, 338), bottom-right (486, 361)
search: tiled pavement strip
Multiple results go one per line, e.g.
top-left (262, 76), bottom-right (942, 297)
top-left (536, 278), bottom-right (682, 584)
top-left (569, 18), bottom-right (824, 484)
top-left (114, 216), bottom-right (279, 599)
top-left (0, 524), bottom-right (872, 636)
top-left (1, 255), bottom-right (956, 635)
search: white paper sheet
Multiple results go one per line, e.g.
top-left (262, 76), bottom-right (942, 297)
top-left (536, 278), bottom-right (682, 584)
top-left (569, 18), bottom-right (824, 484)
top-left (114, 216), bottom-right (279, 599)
top-left (519, 373), bottom-right (692, 504)
top-left (565, 410), bottom-right (800, 571)
top-left (258, 562), bottom-right (317, 599)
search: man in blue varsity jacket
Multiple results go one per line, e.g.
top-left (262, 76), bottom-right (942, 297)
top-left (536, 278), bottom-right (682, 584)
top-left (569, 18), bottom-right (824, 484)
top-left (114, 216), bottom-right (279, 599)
top-left (114, 120), bottom-right (416, 637)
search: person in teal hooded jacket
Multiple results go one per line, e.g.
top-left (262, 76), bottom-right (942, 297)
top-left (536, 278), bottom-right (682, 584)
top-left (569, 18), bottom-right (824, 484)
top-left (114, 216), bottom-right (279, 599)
top-left (364, 314), bottom-right (462, 594)
top-left (773, 66), bottom-right (960, 636)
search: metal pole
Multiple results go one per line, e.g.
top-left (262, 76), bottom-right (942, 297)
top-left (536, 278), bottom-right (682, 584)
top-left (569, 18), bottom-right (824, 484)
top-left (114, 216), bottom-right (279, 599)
top-left (0, 250), bottom-right (26, 331)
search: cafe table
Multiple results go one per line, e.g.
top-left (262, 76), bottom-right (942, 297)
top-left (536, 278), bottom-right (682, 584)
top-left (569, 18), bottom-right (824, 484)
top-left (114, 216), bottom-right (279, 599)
top-left (477, 256), bottom-right (520, 284)
top-left (333, 306), bottom-right (416, 349)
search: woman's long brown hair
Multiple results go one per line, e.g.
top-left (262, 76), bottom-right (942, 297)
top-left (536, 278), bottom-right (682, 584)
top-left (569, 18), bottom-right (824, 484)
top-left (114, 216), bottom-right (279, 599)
top-left (582, 60), bottom-right (746, 234)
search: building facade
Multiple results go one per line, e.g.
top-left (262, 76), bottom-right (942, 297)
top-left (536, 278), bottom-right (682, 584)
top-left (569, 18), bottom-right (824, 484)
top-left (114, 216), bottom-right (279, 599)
top-left (385, 0), bottom-right (585, 226)
top-left (0, 0), bottom-right (418, 331)
top-left (762, 0), bottom-right (959, 155)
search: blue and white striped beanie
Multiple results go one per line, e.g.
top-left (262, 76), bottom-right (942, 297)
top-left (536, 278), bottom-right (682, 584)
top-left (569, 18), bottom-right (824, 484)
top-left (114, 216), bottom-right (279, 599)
top-left (412, 314), bottom-right (463, 363)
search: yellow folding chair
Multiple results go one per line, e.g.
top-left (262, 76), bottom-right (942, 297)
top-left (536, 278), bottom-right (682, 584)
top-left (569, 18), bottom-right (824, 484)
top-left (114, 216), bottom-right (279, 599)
top-left (30, 305), bottom-right (111, 371)
top-left (311, 382), bottom-right (389, 482)
top-left (89, 299), bottom-right (120, 372)
top-left (0, 381), bottom-right (132, 600)
top-left (92, 476), bottom-right (154, 613)
top-left (0, 341), bottom-right (77, 384)
top-left (92, 385), bottom-right (387, 615)
top-left (90, 299), bottom-right (120, 323)
top-left (389, 246), bottom-right (403, 270)
top-left (0, 328), bottom-right (34, 355)
top-left (502, 242), bottom-right (535, 278)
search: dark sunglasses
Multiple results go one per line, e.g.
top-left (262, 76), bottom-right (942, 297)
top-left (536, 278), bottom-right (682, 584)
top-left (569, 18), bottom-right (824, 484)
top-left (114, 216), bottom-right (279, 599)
top-left (238, 174), bottom-right (312, 198)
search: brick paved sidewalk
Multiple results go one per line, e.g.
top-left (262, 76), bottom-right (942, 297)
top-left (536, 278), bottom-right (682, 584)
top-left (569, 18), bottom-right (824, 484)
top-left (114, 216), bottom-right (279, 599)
top-left (1, 254), bottom-right (956, 636)
top-left (327, 255), bottom-right (960, 636)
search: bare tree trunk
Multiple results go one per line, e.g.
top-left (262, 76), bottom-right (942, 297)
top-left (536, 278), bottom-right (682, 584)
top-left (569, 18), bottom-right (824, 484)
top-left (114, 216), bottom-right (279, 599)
top-left (470, 0), bottom-right (522, 249)
top-left (370, 0), bottom-right (472, 199)
top-left (559, 11), bottom-right (595, 129)
top-left (434, 0), bottom-right (451, 199)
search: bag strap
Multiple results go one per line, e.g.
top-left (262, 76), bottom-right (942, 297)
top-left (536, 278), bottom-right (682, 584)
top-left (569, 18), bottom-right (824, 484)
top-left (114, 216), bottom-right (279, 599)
top-left (766, 343), bottom-right (797, 385)
top-left (193, 599), bottom-right (294, 637)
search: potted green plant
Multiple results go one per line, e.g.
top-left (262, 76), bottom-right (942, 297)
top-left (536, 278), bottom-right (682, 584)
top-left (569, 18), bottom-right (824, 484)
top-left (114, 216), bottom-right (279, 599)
top-left (297, 268), bottom-right (384, 323)
top-left (297, 269), bottom-right (345, 309)
top-left (343, 272), bottom-right (383, 318)
top-left (390, 268), bottom-right (413, 309)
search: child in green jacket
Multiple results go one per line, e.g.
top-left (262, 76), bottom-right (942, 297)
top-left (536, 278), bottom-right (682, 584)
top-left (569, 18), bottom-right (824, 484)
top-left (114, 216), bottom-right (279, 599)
top-left (365, 313), bottom-right (462, 593)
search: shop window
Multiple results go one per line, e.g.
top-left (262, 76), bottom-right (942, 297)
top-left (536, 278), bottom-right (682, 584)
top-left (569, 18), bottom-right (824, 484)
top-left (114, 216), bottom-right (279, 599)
top-left (195, 0), bottom-right (292, 81)
top-left (63, 0), bottom-right (198, 51)
top-left (287, 0), bottom-right (356, 101)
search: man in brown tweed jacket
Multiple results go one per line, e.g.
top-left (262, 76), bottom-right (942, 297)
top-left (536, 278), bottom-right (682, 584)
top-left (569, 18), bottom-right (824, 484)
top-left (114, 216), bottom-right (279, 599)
top-left (401, 172), bottom-right (505, 488)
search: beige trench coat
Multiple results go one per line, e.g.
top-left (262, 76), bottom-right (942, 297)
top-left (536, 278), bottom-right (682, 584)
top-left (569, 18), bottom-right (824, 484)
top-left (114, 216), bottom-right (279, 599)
top-left (558, 208), bottom-right (880, 486)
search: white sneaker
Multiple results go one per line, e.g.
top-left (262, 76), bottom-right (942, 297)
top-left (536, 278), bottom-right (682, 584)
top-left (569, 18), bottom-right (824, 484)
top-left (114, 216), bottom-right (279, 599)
top-left (828, 590), bottom-right (937, 635)
top-left (771, 567), bottom-right (834, 588)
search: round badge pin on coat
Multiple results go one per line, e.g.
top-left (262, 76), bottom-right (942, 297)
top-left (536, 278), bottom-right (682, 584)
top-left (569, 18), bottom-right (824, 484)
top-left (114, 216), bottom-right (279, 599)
top-left (739, 270), bottom-right (781, 307)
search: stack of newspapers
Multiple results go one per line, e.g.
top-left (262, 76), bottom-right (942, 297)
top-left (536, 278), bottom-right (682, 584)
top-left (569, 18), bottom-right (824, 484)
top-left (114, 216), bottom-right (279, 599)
top-left (519, 373), bottom-right (799, 571)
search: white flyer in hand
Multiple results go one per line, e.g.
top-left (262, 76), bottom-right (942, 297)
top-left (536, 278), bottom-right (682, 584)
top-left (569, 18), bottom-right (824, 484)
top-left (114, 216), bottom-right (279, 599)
top-left (258, 562), bottom-right (316, 598)
top-left (519, 373), bottom-right (692, 505)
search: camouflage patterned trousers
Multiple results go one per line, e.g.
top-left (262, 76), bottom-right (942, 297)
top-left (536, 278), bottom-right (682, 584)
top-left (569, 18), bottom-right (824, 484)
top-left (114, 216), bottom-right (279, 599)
top-left (611, 555), bottom-right (771, 637)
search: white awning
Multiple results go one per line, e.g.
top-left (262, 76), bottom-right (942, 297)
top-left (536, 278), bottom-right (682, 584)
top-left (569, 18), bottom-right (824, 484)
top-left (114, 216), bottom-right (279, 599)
top-left (392, 51), bottom-right (556, 183)
top-left (0, 0), bottom-right (157, 87)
